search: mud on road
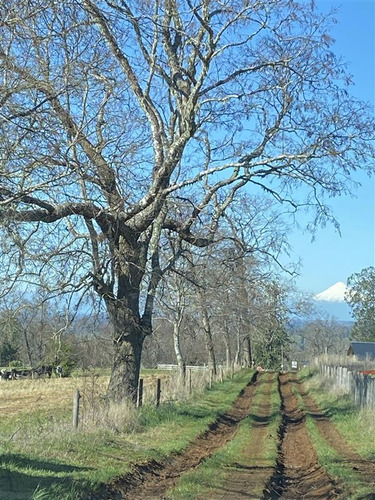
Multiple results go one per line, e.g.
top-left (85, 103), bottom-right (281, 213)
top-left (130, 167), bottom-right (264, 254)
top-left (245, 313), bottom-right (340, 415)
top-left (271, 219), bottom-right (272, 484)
top-left (103, 371), bottom-right (260, 499)
top-left (265, 373), bottom-right (340, 499)
top-left (90, 371), bottom-right (375, 499)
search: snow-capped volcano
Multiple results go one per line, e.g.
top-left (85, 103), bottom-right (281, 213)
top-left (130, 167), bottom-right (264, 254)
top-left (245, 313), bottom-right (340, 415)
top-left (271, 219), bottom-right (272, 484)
top-left (314, 282), bottom-right (348, 303)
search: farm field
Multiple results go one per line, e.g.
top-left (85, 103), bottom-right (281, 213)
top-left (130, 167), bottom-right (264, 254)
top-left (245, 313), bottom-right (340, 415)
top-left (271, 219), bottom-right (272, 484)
top-left (1, 369), bottom-right (375, 499)
top-left (0, 368), bottom-right (171, 418)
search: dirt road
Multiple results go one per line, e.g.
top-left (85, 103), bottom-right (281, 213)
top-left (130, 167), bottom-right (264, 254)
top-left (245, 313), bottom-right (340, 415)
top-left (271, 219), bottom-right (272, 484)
top-left (103, 372), bottom-right (260, 499)
top-left (264, 373), bottom-right (340, 499)
top-left (212, 373), bottom-right (276, 499)
top-left (92, 372), bottom-right (375, 499)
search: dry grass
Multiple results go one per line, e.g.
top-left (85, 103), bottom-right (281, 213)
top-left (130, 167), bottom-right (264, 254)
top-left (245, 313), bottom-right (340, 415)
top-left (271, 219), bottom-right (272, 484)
top-left (0, 366), bottom-right (248, 500)
top-left (313, 354), bottom-right (375, 372)
top-left (0, 373), bottom-right (109, 418)
top-left (0, 365), bottom-right (241, 443)
top-left (0, 369), bottom-right (174, 419)
top-left (141, 369), bottom-right (216, 404)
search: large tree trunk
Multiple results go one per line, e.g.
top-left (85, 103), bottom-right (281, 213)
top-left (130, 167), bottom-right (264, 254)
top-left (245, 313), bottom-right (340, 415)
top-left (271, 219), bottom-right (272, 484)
top-left (107, 329), bottom-right (144, 404)
top-left (103, 230), bottom-right (152, 403)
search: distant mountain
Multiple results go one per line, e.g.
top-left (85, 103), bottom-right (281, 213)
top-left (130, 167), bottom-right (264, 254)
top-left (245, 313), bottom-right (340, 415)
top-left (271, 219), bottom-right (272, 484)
top-left (314, 282), bottom-right (347, 303)
top-left (310, 282), bottom-right (353, 320)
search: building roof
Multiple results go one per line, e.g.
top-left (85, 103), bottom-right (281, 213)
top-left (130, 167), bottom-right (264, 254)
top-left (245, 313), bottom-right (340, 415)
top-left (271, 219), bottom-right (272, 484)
top-left (348, 342), bottom-right (375, 359)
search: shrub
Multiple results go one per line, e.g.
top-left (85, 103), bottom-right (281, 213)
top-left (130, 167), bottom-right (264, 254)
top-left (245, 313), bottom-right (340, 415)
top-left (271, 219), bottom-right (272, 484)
top-left (9, 359), bottom-right (23, 368)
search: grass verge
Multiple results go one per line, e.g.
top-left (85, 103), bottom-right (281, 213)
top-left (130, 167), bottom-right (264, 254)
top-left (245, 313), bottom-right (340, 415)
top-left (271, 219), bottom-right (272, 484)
top-left (300, 368), bottom-right (375, 459)
top-left (303, 415), bottom-right (375, 499)
top-left (295, 370), bottom-right (375, 499)
top-left (0, 369), bottom-right (253, 499)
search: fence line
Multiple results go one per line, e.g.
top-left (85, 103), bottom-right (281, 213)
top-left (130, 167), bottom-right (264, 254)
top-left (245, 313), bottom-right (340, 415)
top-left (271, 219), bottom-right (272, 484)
top-left (157, 364), bottom-right (213, 371)
top-left (319, 363), bottom-right (375, 409)
top-left (74, 362), bottom-right (244, 428)
top-left (141, 363), bottom-right (241, 405)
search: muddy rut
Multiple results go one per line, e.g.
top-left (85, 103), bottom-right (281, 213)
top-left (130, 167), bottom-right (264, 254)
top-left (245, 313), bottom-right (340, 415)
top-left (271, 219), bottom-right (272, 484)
top-left (102, 371), bottom-right (260, 499)
top-left (292, 374), bottom-right (375, 493)
top-left (88, 372), bottom-right (375, 499)
top-left (265, 373), bottom-right (340, 499)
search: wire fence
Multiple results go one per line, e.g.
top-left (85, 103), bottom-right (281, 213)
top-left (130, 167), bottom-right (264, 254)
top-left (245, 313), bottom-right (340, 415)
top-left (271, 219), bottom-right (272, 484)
top-left (73, 363), bottom-right (244, 429)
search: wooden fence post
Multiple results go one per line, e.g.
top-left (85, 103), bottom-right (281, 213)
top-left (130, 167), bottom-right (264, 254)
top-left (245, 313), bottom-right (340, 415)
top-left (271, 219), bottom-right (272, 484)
top-left (73, 390), bottom-right (81, 429)
top-left (137, 378), bottom-right (143, 408)
top-left (188, 368), bottom-right (192, 395)
top-left (156, 378), bottom-right (161, 407)
top-left (220, 366), bottom-right (223, 383)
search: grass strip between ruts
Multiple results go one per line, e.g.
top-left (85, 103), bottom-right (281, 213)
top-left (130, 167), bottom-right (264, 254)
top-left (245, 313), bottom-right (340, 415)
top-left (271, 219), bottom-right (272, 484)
top-left (165, 373), bottom-right (280, 500)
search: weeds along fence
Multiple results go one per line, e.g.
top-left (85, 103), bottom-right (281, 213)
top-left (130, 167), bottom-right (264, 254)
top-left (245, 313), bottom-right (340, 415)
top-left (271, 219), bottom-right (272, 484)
top-left (318, 362), bottom-right (375, 409)
top-left (74, 363), bottom-right (243, 430)
top-left (139, 363), bottom-right (239, 406)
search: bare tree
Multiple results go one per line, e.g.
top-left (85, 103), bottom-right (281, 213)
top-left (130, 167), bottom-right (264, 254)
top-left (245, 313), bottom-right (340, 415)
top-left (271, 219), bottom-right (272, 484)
top-left (158, 267), bottom-right (192, 381)
top-left (0, 289), bottom-right (74, 367)
top-left (207, 194), bottom-right (293, 367)
top-left (295, 315), bottom-right (350, 358)
top-left (0, 0), bottom-right (374, 401)
top-left (164, 246), bottom-right (220, 374)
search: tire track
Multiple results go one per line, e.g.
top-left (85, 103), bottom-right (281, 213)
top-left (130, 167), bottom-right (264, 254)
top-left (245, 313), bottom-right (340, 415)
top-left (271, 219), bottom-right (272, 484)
top-left (94, 371), bottom-right (259, 499)
top-left (292, 374), bottom-right (375, 492)
top-left (213, 372), bottom-right (278, 500)
top-left (264, 373), bottom-right (341, 499)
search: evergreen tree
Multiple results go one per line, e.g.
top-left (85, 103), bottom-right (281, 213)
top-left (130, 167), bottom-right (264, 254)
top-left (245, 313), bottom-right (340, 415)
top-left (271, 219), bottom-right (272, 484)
top-left (346, 267), bottom-right (375, 341)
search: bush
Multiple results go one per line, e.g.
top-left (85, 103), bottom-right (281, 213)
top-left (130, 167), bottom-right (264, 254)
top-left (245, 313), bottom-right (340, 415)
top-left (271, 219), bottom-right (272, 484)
top-left (43, 339), bottom-right (77, 377)
top-left (9, 360), bottom-right (23, 368)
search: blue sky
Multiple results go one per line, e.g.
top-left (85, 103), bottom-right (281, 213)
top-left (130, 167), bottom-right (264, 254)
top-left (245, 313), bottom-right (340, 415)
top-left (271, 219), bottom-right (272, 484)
top-left (286, 0), bottom-right (375, 319)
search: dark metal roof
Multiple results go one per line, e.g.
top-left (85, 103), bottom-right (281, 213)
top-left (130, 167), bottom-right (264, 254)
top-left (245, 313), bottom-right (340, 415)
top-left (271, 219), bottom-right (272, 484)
top-left (348, 342), bottom-right (375, 359)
